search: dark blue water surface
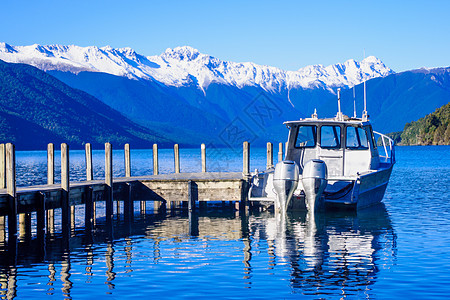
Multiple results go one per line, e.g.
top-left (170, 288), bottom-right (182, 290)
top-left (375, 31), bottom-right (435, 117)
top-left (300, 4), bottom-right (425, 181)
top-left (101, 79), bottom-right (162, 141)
top-left (1, 146), bottom-right (449, 299)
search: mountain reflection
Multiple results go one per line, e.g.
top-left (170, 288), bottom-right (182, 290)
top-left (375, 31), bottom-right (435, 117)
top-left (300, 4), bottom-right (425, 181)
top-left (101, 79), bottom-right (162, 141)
top-left (249, 203), bottom-right (397, 295)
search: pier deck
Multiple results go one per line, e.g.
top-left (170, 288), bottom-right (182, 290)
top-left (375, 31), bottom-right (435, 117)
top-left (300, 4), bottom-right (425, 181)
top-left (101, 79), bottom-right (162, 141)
top-left (0, 172), bottom-right (248, 216)
top-left (0, 141), bottom-right (278, 237)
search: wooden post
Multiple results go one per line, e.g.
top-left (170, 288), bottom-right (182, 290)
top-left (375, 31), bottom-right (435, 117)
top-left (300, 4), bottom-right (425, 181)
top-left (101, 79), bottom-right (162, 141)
top-left (124, 183), bottom-right (133, 221)
top-left (124, 143), bottom-right (131, 177)
top-left (105, 143), bottom-right (113, 220)
top-left (153, 201), bottom-right (160, 212)
top-left (123, 144), bottom-right (131, 217)
top-left (36, 193), bottom-right (46, 248)
top-left (61, 143), bottom-right (70, 231)
top-left (0, 216), bottom-right (5, 243)
top-left (6, 143), bottom-right (16, 198)
top-left (37, 192), bottom-right (46, 235)
top-left (47, 208), bottom-right (54, 234)
top-left (93, 202), bottom-right (96, 226)
top-left (46, 143), bottom-right (55, 229)
top-left (201, 143), bottom-right (206, 173)
top-left (0, 144), bottom-right (5, 189)
top-left (116, 199), bottom-right (121, 217)
top-left (61, 143), bottom-right (70, 192)
top-left (188, 208), bottom-right (199, 236)
top-left (278, 142), bottom-right (283, 162)
top-left (71, 206), bottom-right (75, 231)
top-left (19, 213), bottom-right (31, 240)
top-left (243, 141), bottom-right (250, 176)
top-left (153, 144), bottom-right (158, 175)
top-left (47, 143), bottom-right (54, 185)
top-left (188, 181), bottom-right (194, 211)
top-left (140, 201), bottom-right (146, 214)
top-left (174, 144), bottom-right (180, 173)
top-left (267, 142), bottom-right (273, 169)
top-left (85, 143), bottom-right (93, 181)
top-left (85, 187), bottom-right (94, 231)
top-left (6, 143), bottom-right (17, 236)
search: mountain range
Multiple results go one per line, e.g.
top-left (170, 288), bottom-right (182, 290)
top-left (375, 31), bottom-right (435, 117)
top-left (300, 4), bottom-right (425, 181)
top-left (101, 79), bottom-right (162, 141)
top-left (0, 60), bottom-right (171, 149)
top-left (0, 43), bottom-right (393, 90)
top-left (0, 43), bottom-right (449, 149)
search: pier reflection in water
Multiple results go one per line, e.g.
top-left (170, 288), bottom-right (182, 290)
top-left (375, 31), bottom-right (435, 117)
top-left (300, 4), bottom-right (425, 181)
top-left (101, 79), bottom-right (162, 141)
top-left (0, 203), bottom-right (396, 299)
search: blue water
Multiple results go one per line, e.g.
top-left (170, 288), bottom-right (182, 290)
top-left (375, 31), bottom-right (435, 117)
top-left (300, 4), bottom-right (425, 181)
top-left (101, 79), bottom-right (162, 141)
top-left (1, 146), bottom-right (450, 299)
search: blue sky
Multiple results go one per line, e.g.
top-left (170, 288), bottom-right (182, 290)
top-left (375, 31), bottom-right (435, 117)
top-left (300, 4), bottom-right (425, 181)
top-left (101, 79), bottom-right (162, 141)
top-left (1, 0), bottom-right (449, 72)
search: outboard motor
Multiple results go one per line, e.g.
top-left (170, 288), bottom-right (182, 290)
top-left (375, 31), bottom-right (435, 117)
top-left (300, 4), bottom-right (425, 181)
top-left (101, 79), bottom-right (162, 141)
top-left (302, 159), bottom-right (327, 212)
top-left (273, 161), bottom-right (299, 212)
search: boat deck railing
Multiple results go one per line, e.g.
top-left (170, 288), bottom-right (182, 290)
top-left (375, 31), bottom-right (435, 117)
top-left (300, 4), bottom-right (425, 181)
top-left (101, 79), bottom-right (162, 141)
top-left (373, 131), bottom-right (395, 164)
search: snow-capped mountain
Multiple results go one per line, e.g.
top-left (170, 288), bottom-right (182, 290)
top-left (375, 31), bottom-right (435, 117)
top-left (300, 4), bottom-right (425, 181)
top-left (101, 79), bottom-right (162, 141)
top-left (0, 43), bottom-right (393, 92)
top-left (1, 42), bottom-right (449, 148)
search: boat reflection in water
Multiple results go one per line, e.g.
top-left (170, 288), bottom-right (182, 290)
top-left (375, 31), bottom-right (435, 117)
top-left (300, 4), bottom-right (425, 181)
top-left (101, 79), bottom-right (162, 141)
top-left (248, 203), bottom-right (397, 295)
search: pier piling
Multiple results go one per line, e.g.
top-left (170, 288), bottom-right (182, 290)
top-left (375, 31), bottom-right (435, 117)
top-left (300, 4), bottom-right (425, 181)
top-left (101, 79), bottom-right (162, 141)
top-left (84, 187), bottom-right (94, 231)
top-left (85, 143), bottom-right (93, 181)
top-left (47, 208), bottom-right (54, 234)
top-left (0, 144), bottom-right (6, 189)
top-left (37, 192), bottom-right (46, 234)
top-left (267, 142), bottom-right (273, 169)
top-left (6, 143), bottom-right (17, 236)
top-left (153, 144), bottom-right (159, 175)
top-left (105, 143), bottom-right (113, 221)
top-left (125, 143), bottom-right (131, 177)
top-left (47, 143), bottom-right (54, 185)
top-left (243, 141), bottom-right (250, 176)
top-left (201, 144), bottom-right (206, 173)
top-left (174, 144), bottom-right (180, 173)
top-left (47, 143), bottom-right (55, 228)
top-left (61, 143), bottom-right (70, 231)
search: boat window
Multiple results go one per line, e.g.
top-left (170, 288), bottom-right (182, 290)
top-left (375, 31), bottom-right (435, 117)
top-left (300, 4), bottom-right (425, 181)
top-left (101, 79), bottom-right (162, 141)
top-left (320, 125), bottom-right (341, 148)
top-left (358, 127), bottom-right (369, 148)
top-left (346, 126), bottom-right (369, 149)
top-left (295, 125), bottom-right (317, 148)
top-left (366, 126), bottom-right (377, 148)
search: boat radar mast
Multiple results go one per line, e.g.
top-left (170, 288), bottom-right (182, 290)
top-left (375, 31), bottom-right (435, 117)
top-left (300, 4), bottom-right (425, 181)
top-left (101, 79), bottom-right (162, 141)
top-left (362, 50), bottom-right (368, 121)
top-left (336, 88), bottom-right (344, 121)
top-left (362, 79), bottom-right (368, 121)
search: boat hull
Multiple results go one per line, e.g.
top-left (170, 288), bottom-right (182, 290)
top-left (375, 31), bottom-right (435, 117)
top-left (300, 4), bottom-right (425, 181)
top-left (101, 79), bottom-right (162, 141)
top-left (324, 164), bottom-right (393, 209)
top-left (250, 163), bottom-right (394, 211)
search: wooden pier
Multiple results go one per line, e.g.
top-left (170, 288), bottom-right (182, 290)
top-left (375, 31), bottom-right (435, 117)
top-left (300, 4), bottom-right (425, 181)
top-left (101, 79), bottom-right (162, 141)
top-left (0, 141), bottom-right (284, 239)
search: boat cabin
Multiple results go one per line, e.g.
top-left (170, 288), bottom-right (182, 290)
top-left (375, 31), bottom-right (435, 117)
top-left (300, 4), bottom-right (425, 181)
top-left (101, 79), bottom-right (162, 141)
top-left (284, 117), bottom-right (381, 177)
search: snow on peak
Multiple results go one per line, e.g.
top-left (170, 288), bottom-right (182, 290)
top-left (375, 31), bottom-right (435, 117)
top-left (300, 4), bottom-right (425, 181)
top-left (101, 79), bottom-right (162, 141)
top-left (0, 43), bottom-right (394, 91)
top-left (362, 55), bottom-right (380, 64)
top-left (162, 46), bottom-right (201, 62)
top-left (0, 42), bottom-right (16, 53)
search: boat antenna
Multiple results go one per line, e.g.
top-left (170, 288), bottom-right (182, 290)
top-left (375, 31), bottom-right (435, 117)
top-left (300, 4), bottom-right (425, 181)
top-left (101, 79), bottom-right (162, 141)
top-left (336, 88), bottom-right (343, 121)
top-left (353, 86), bottom-right (356, 118)
top-left (362, 50), bottom-right (368, 121)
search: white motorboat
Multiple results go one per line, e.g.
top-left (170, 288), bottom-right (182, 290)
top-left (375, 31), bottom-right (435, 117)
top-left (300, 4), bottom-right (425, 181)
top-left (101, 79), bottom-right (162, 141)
top-left (249, 89), bottom-right (395, 212)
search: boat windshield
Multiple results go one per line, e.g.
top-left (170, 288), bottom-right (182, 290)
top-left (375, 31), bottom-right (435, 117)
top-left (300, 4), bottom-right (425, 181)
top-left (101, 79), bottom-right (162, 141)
top-left (346, 126), bottom-right (369, 149)
top-left (320, 125), bottom-right (341, 148)
top-left (295, 125), bottom-right (316, 148)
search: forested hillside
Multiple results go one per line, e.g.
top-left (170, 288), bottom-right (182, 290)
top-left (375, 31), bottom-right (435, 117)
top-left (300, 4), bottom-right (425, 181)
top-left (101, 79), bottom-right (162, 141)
top-left (400, 102), bottom-right (450, 145)
top-left (0, 60), bottom-right (173, 150)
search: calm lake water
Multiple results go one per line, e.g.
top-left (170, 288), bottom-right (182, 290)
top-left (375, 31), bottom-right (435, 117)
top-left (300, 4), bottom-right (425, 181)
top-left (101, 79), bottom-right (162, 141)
top-left (1, 146), bottom-right (449, 299)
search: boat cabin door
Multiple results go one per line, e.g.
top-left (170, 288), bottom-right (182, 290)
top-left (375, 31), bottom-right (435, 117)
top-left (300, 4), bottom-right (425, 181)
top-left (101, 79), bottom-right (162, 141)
top-left (317, 124), bottom-right (344, 177)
